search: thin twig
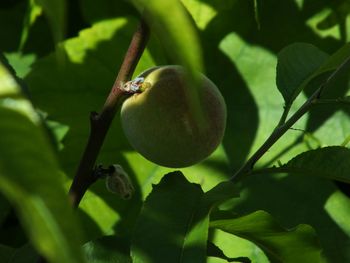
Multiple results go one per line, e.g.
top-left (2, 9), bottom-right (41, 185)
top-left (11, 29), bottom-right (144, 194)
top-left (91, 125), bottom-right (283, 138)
top-left (313, 97), bottom-right (350, 106)
top-left (276, 104), bottom-right (291, 128)
top-left (230, 88), bottom-right (320, 182)
top-left (68, 19), bottom-right (150, 208)
top-left (231, 55), bottom-right (350, 182)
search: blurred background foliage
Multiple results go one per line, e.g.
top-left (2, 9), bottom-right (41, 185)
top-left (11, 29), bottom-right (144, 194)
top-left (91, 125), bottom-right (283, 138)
top-left (1, 0), bottom-right (350, 262)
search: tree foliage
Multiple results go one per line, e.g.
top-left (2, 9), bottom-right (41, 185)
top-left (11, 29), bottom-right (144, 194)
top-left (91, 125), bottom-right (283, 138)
top-left (1, 0), bottom-right (350, 262)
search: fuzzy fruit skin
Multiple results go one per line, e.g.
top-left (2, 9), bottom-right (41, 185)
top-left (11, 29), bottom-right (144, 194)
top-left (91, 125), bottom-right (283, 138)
top-left (121, 65), bottom-right (226, 168)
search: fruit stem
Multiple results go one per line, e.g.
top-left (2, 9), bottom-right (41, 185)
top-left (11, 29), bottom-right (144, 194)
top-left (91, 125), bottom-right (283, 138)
top-left (68, 18), bottom-right (150, 208)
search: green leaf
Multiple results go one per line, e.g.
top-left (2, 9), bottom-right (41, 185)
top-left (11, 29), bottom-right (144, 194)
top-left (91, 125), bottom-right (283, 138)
top-left (276, 43), bottom-right (329, 106)
top-left (46, 119), bottom-right (69, 150)
top-left (253, 0), bottom-right (260, 29)
top-left (208, 229), bottom-right (269, 263)
top-left (80, 0), bottom-right (137, 24)
top-left (266, 146), bottom-right (350, 183)
top-left (83, 236), bottom-right (131, 263)
top-left (129, 0), bottom-right (202, 73)
top-left (0, 2), bottom-right (26, 51)
top-left (0, 62), bottom-right (86, 263)
top-left (19, 0), bottom-right (42, 50)
top-left (131, 171), bottom-right (208, 263)
top-left (221, 173), bottom-right (350, 262)
top-left (6, 243), bottom-right (39, 263)
top-left (131, 172), bottom-right (238, 263)
top-left (202, 180), bottom-right (238, 207)
top-left (34, 0), bottom-right (66, 43)
top-left (316, 1), bottom-right (350, 32)
top-left (317, 43), bottom-right (350, 73)
top-left (0, 194), bottom-right (10, 225)
top-left (0, 243), bottom-right (39, 263)
top-left (210, 210), bottom-right (324, 263)
top-left (0, 244), bottom-right (14, 262)
top-left (181, 0), bottom-right (217, 30)
top-left (207, 241), bottom-right (251, 263)
top-left (4, 52), bottom-right (36, 78)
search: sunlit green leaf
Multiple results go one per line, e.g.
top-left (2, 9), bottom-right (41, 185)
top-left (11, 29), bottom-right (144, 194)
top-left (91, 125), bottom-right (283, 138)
top-left (208, 229), bottom-right (269, 263)
top-left (210, 210), bottom-right (324, 263)
top-left (316, 1), bottom-right (350, 32)
top-left (254, 0), bottom-right (260, 29)
top-left (207, 241), bottom-right (251, 263)
top-left (181, 0), bottom-right (217, 30)
top-left (4, 52), bottom-right (36, 78)
top-left (19, 0), bottom-right (42, 50)
top-left (46, 119), bottom-right (69, 150)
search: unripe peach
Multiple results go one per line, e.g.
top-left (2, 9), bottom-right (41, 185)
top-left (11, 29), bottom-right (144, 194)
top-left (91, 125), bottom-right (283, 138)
top-left (121, 65), bottom-right (226, 168)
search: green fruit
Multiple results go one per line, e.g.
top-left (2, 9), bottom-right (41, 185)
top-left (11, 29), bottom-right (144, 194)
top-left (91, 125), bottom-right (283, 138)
top-left (121, 65), bottom-right (226, 168)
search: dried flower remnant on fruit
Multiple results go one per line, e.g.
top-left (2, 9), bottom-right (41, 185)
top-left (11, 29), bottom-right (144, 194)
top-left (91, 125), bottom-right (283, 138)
top-left (105, 164), bottom-right (134, 199)
top-left (122, 77), bottom-right (150, 94)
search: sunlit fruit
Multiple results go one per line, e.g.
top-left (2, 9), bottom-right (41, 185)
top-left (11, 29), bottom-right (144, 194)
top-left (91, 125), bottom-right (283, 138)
top-left (120, 65), bottom-right (226, 168)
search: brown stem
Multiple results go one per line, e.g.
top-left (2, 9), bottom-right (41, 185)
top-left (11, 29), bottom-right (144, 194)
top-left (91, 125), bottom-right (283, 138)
top-left (68, 19), bottom-right (150, 208)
